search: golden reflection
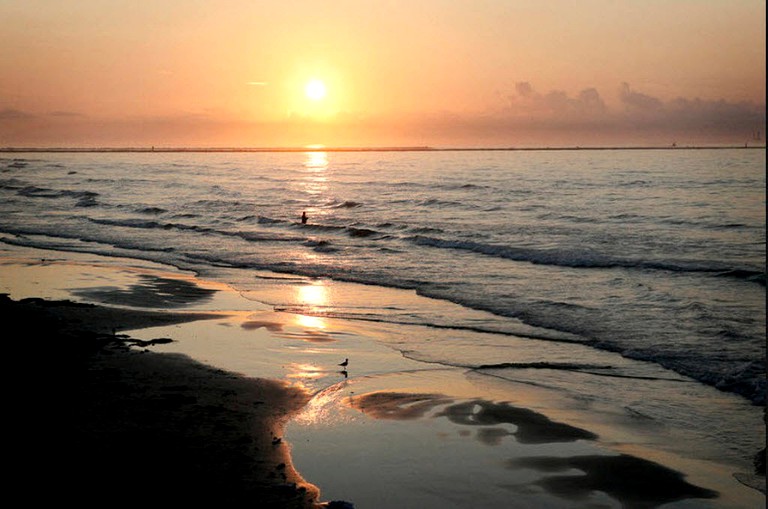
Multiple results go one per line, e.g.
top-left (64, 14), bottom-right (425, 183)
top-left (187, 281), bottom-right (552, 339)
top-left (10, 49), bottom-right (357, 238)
top-left (295, 314), bottom-right (327, 329)
top-left (293, 380), bottom-right (351, 426)
top-left (298, 283), bottom-right (328, 308)
top-left (300, 150), bottom-right (329, 199)
top-left (286, 362), bottom-right (326, 380)
top-left (304, 150), bottom-right (328, 170)
top-left (292, 282), bottom-right (331, 335)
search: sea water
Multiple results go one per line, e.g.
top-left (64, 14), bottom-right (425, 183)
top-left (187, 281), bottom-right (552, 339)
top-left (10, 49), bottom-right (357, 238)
top-left (0, 148), bottom-right (763, 404)
top-left (2, 148), bottom-right (765, 503)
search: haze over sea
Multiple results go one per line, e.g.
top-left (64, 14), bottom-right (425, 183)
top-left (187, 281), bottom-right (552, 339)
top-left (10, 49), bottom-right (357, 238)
top-left (1, 148), bottom-right (765, 481)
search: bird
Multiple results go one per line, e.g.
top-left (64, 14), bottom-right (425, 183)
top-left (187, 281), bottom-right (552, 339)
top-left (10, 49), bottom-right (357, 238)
top-left (338, 358), bottom-right (349, 368)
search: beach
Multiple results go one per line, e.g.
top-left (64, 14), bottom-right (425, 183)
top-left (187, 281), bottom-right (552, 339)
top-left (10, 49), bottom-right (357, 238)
top-left (4, 273), bottom-right (325, 506)
top-left (2, 244), bottom-right (763, 508)
top-left (2, 0), bottom-right (765, 505)
top-left (1, 147), bottom-right (764, 508)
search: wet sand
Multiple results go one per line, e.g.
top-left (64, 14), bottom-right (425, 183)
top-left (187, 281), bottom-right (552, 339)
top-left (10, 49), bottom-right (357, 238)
top-left (1, 245), bottom-right (764, 508)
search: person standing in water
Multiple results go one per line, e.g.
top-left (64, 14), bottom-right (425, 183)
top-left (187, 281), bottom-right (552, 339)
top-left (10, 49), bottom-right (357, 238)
top-left (301, 211), bottom-right (308, 224)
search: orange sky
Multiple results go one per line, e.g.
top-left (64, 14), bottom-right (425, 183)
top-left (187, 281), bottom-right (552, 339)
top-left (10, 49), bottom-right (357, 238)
top-left (1, 0), bottom-right (765, 148)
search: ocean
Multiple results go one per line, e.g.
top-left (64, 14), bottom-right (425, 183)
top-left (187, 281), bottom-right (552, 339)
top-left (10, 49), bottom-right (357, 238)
top-left (2, 147), bottom-right (765, 504)
top-left (1, 148), bottom-right (764, 403)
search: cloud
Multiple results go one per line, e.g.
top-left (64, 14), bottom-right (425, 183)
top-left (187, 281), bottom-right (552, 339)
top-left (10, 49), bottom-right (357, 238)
top-left (515, 82), bottom-right (534, 98)
top-left (506, 82), bottom-right (608, 121)
top-left (0, 108), bottom-right (85, 121)
top-left (619, 82), bottom-right (663, 112)
top-left (485, 82), bottom-right (765, 145)
top-left (0, 82), bottom-right (763, 148)
top-left (0, 108), bottom-right (35, 120)
top-left (49, 111), bottom-right (85, 117)
top-left (578, 88), bottom-right (607, 113)
top-left (247, 81), bottom-right (268, 86)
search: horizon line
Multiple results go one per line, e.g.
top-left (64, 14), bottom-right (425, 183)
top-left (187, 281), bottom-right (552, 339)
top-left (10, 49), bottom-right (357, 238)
top-left (1, 144), bottom-right (765, 154)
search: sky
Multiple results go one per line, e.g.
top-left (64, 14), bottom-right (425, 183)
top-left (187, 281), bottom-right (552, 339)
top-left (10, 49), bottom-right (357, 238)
top-left (0, 0), bottom-right (765, 148)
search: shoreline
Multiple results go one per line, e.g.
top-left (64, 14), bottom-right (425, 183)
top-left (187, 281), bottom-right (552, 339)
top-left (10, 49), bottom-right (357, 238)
top-left (2, 245), bottom-right (764, 507)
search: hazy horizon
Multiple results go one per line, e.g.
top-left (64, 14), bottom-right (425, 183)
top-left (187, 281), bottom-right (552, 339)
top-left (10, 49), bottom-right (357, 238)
top-left (2, 144), bottom-right (766, 153)
top-left (1, 1), bottom-right (765, 148)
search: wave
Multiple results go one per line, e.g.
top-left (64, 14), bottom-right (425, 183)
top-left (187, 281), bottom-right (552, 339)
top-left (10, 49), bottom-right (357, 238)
top-left (14, 185), bottom-right (100, 207)
top-left (475, 361), bottom-right (614, 370)
top-left (0, 178), bottom-right (26, 189)
top-left (75, 195), bottom-right (98, 207)
top-left (715, 269), bottom-right (766, 286)
top-left (347, 227), bottom-right (378, 238)
top-left (69, 213), bottom-right (768, 288)
top-left (1, 178), bottom-right (101, 207)
top-left (87, 217), bottom-right (306, 244)
top-left (393, 197), bottom-right (479, 210)
top-left (387, 181), bottom-right (497, 192)
top-left (538, 212), bottom-right (757, 231)
top-left (89, 217), bottom-right (209, 232)
top-left (256, 215), bottom-right (285, 224)
top-left (405, 234), bottom-right (764, 281)
top-left (657, 216), bottom-right (756, 230)
top-left (621, 352), bottom-right (766, 405)
top-left (136, 207), bottom-right (167, 215)
top-left (408, 226), bottom-right (445, 234)
top-left (296, 223), bottom-right (346, 238)
top-left (419, 198), bottom-right (466, 208)
top-left (5, 160), bottom-right (29, 169)
top-left (2, 225), bottom-right (762, 404)
top-left (303, 239), bottom-right (341, 253)
top-left (291, 221), bottom-right (388, 240)
top-left (326, 200), bottom-right (363, 209)
top-left (536, 212), bottom-right (601, 224)
top-left (87, 214), bottom-right (391, 246)
top-left (17, 185), bottom-right (98, 200)
top-left (473, 362), bottom-right (691, 382)
top-left (616, 179), bottom-right (652, 188)
top-left (192, 198), bottom-right (246, 209)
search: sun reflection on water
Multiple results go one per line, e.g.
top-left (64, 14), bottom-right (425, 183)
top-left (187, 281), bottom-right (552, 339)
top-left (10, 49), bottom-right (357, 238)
top-left (305, 150), bottom-right (328, 170)
top-left (287, 362), bottom-right (326, 381)
top-left (293, 380), bottom-right (351, 426)
top-left (295, 281), bottom-right (331, 322)
top-left (299, 150), bottom-right (329, 214)
top-left (298, 283), bottom-right (328, 309)
top-left (295, 314), bottom-right (327, 329)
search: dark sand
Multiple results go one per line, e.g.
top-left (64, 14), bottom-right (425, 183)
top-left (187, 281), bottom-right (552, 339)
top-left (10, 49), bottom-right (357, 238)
top-left (4, 294), bottom-right (328, 507)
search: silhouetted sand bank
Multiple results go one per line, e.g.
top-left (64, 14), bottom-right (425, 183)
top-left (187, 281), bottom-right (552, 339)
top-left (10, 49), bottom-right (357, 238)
top-left (3, 295), bottom-right (327, 507)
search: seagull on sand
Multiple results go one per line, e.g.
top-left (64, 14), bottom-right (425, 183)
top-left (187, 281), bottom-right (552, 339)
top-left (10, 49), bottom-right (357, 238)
top-left (338, 358), bottom-right (349, 368)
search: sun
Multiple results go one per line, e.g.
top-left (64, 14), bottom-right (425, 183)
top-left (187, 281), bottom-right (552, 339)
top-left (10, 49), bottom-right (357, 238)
top-left (305, 79), bottom-right (327, 101)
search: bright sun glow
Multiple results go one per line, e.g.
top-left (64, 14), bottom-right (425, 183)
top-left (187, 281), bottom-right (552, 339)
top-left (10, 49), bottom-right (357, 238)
top-left (305, 79), bottom-right (327, 101)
